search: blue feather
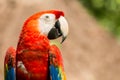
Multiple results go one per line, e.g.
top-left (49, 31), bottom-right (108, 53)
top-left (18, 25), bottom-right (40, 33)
top-left (50, 65), bottom-right (61, 80)
top-left (6, 68), bottom-right (15, 80)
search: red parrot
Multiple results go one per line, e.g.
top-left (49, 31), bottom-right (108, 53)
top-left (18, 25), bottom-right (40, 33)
top-left (4, 10), bottom-right (69, 80)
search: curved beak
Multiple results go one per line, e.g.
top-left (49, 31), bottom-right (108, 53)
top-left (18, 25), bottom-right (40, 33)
top-left (58, 16), bottom-right (69, 43)
top-left (48, 16), bottom-right (69, 43)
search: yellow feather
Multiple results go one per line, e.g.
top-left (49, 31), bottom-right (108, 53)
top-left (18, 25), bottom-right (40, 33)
top-left (6, 64), bottom-right (8, 72)
top-left (50, 40), bottom-right (62, 49)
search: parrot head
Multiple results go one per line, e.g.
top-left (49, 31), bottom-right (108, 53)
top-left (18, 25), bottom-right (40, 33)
top-left (24, 10), bottom-right (69, 43)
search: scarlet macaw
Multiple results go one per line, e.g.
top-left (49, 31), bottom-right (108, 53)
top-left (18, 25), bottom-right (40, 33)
top-left (4, 10), bottom-right (69, 80)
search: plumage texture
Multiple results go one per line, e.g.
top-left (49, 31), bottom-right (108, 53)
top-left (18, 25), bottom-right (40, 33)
top-left (4, 10), bottom-right (67, 80)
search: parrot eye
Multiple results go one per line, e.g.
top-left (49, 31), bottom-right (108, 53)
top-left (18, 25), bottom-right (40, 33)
top-left (40, 14), bottom-right (56, 22)
top-left (45, 15), bottom-right (49, 19)
top-left (45, 15), bottom-right (50, 21)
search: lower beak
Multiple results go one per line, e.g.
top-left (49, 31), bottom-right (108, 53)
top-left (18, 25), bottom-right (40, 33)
top-left (61, 36), bottom-right (67, 43)
top-left (47, 26), bottom-right (61, 40)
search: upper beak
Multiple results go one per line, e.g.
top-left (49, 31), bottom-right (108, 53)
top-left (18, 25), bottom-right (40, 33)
top-left (48, 16), bottom-right (69, 43)
top-left (58, 16), bottom-right (69, 43)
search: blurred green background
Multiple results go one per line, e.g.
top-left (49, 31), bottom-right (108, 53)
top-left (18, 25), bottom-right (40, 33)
top-left (79, 0), bottom-right (120, 39)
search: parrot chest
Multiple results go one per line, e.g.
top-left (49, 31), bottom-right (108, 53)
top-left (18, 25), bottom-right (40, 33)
top-left (16, 50), bottom-right (49, 80)
top-left (18, 50), bottom-right (48, 72)
top-left (17, 33), bottom-right (50, 72)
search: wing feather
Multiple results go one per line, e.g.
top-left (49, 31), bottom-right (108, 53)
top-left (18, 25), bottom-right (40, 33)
top-left (49, 45), bottom-right (66, 80)
top-left (4, 47), bottom-right (16, 80)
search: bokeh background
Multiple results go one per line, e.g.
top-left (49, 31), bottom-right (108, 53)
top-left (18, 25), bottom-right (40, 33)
top-left (0, 0), bottom-right (120, 80)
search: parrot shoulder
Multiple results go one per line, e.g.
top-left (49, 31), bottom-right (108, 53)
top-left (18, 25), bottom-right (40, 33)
top-left (49, 45), bottom-right (66, 80)
top-left (4, 47), bottom-right (16, 80)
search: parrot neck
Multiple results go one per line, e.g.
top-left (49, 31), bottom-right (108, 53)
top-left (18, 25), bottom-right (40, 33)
top-left (17, 30), bottom-right (50, 54)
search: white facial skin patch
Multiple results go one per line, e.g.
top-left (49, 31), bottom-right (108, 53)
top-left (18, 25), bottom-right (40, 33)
top-left (38, 14), bottom-right (56, 36)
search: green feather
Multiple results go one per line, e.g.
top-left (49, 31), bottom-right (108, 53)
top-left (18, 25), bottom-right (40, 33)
top-left (6, 64), bottom-right (8, 72)
top-left (50, 40), bottom-right (62, 49)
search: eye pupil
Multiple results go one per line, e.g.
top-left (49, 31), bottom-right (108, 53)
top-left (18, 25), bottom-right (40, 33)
top-left (46, 16), bottom-right (49, 18)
